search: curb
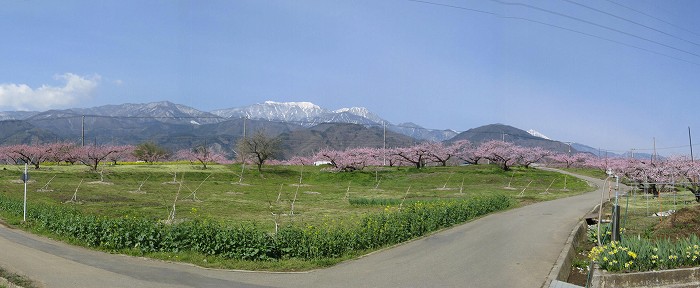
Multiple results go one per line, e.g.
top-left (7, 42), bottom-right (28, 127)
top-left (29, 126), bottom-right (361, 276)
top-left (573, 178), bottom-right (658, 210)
top-left (542, 204), bottom-right (601, 288)
top-left (542, 221), bottom-right (586, 288)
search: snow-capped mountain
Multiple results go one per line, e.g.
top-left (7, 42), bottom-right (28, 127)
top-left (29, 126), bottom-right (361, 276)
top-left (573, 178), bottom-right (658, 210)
top-left (211, 101), bottom-right (455, 141)
top-left (0, 100), bottom-right (455, 142)
top-left (72, 101), bottom-right (222, 124)
top-left (392, 122), bottom-right (458, 142)
top-left (0, 100), bottom-right (622, 158)
top-left (0, 111), bottom-right (39, 121)
top-left (211, 101), bottom-right (384, 126)
top-left (527, 129), bottom-right (551, 140)
top-left (333, 107), bottom-right (385, 124)
top-left (211, 101), bottom-right (326, 122)
top-left (26, 101), bottom-right (222, 125)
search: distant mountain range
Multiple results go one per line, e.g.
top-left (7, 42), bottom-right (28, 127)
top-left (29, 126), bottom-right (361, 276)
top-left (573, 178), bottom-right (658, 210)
top-left (447, 123), bottom-right (575, 154)
top-left (0, 101), bottom-right (422, 158)
top-left (0, 100), bottom-right (622, 159)
top-left (211, 101), bottom-right (457, 141)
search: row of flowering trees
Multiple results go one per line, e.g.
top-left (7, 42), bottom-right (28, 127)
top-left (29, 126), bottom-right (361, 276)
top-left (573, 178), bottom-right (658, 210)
top-left (0, 139), bottom-right (593, 173)
top-left (0, 143), bottom-right (133, 170)
top-left (601, 156), bottom-right (700, 201)
top-left (285, 142), bottom-right (700, 202)
top-left (271, 140), bottom-right (555, 172)
top-left (546, 152), bottom-right (700, 202)
top-left (0, 142), bottom-right (229, 170)
top-left (6, 140), bottom-right (700, 202)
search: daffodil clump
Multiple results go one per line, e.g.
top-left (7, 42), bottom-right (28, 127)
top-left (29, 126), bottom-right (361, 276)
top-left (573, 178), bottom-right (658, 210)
top-left (589, 235), bottom-right (700, 272)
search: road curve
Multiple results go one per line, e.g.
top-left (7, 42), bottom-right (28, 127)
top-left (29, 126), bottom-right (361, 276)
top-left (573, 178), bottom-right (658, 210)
top-left (0, 169), bottom-right (608, 288)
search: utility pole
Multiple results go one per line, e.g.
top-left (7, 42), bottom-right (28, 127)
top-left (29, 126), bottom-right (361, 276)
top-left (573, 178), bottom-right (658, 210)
top-left (81, 115), bottom-right (85, 146)
top-left (23, 162), bottom-right (27, 222)
top-left (690, 127), bottom-right (694, 162)
top-left (653, 137), bottom-right (657, 163)
top-left (383, 121), bottom-right (386, 166)
top-left (243, 116), bottom-right (247, 139)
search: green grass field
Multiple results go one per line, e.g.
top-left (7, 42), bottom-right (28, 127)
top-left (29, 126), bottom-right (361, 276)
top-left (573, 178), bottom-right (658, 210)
top-left (608, 188), bottom-right (699, 238)
top-left (0, 163), bottom-right (594, 270)
top-left (0, 163), bottom-right (592, 231)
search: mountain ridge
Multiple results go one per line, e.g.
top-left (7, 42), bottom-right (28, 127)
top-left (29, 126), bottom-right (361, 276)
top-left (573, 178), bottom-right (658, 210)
top-left (447, 123), bottom-right (575, 154)
top-left (16, 100), bottom-right (456, 141)
top-left (0, 101), bottom-right (608, 158)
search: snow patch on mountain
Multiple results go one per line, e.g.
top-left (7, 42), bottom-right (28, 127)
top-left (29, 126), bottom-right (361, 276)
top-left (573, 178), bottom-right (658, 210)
top-left (212, 101), bottom-right (458, 141)
top-left (264, 101), bottom-right (320, 111)
top-left (212, 101), bottom-right (326, 121)
top-left (527, 129), bottom-right (550, 140)
top-left (334, 107), bottom-right (385, 123)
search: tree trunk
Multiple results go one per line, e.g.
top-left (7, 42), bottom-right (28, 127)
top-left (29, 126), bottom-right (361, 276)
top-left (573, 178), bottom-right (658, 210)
top-left (500, 161), bottom-right (510, 171)
top-left (650, 184), bottom-right (659, 197)
top-left (688, 187), bottom-right (700, 202)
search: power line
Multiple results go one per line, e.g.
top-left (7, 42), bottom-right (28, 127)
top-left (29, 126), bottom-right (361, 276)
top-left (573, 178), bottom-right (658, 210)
top-left (487, 0), bottom-right (700, 59)
top-left (405, 0), bottom-right (700, 66)
top-left (562, 0), bottom-right (700, 48)
top-left (630, 144), bottom-right (693, 152)
top-left (604, 0), bottom-right (700, 38)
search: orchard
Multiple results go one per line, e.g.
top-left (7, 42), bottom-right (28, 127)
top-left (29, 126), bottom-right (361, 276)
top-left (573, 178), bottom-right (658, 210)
top-left (9, 138), bottom-right (699, 271)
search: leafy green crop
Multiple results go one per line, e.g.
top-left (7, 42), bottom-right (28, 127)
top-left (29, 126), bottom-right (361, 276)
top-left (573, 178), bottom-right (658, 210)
top-left (0, 193), bottom-right (513, 261)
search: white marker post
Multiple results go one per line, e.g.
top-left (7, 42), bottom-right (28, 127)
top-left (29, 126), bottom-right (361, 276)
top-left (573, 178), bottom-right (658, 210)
top-left (23, 162), bottom-right (28, 222)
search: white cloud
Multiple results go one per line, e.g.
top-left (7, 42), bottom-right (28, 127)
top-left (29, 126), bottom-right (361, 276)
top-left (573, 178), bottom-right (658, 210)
top-left (0, 73), bottom-right (101, 110)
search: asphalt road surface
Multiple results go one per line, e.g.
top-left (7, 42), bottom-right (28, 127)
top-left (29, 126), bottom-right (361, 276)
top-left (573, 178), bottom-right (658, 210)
top-left (0, 169), bottom-right (608, 288)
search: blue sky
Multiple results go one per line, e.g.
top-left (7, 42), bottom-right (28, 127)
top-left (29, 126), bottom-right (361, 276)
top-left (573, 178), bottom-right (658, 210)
top-left (2, 0), bottom-right (700, 155)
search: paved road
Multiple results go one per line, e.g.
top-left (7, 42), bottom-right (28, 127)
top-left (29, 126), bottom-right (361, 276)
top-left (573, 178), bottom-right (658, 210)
top-left (0, 169), bottom-right (610, 288)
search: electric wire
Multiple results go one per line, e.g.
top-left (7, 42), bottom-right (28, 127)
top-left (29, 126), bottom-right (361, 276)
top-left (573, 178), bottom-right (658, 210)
top-left (562, 0), bottom-right (700, 48)
top-left (487, 0), bottom-right (700, 59)
top-left (604, 0), bottom-right (700, 38)
top-left (405, 0), bottom-right (700, 66)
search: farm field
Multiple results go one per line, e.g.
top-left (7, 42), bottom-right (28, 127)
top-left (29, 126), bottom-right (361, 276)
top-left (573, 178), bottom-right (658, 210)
top-left (0, 163), bottom-right (592, 229)
top-left (0, 163), bottom-right (593, 270)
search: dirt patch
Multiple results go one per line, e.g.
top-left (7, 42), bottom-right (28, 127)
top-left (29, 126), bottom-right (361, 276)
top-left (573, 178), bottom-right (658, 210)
top-left (86, 181), bottom-right (114, 185)
top-left (80, 195), bottom-right (134, 203)
top-left (9, 180), bottom-right (35, 184)
top-left (567, 268), bottom-right (588, 286)
top-left (653, 205), bottom-right (700, 239)
top-left (567, 240), bottom-right (595, 286)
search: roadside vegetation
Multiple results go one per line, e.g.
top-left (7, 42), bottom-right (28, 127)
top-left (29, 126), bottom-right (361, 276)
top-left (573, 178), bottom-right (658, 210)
top-left (557, 155), bottom-right (700, 286)
top-left (587, 191), bottom-right (700, 273)
top-left (0, 266), bottom-right (37, 288)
